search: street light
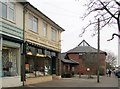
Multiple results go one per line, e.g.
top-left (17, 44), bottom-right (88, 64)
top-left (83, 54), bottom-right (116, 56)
top-left (87, 68), bottom-right (90, 78)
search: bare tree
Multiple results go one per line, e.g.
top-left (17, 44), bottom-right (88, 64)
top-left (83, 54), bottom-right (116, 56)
top-left (80, 0), bottom-right (120, 40)
top-left (106, 51), bottom-right (117, 68)
top-left (82, 52), bottom-right (97, 69)
top-left (82, 52), bottom-right (98, 77)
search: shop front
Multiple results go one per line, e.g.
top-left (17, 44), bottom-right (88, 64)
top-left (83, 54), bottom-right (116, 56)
top-left (2, 36), bottom-right (23, 87)
top-left (25, 42), bottom-right (58, 84)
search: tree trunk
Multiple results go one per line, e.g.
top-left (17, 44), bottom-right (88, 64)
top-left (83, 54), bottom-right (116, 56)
top-left (117, 12), bottom-right (120, 36)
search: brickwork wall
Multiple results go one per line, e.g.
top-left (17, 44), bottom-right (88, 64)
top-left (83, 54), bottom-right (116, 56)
top-left (67, 53), bottom-right (106, 75)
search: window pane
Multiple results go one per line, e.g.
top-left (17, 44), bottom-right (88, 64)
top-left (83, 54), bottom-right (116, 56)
top-left (29, 14), bottom-right (38, 32)
top-left (51, 30), bottom-right (54, 40)
top-left (51, 29), bottom-right (56, 41)
top-left (8, 8), bottom-right (14, 21)
top-left (33, 19), bottom-right (38, 32)
top-left (8, 2), bottom-right (14, 21)
top-left (8, 2), bottom-right (14, 9)
top-left (43, 22), bottom-right (47, 37)
top-left (29, 15), bottom-right (33, 30)
top-left (8, 0), bottom-right (14, 3)
top-left (2, 48), bottom-right (19, 77)
top-left (2, 3), bottom-right (7, 18)
top-left (2, 0), bottom-right (7, 3)
top-left (0, 2), bottom-right (2, 17)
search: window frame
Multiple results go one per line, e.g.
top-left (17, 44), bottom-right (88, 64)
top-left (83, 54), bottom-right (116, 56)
top-left (8, 2), bottom-right (15, 21)
top-left (51, 28), bottom-right (57, 41)
top-left (29, 14), bottom-right (38, 33)
top-left (42, 22), bottom-right (47, 37)
top-left (0, 1), bottom-right (15, 22)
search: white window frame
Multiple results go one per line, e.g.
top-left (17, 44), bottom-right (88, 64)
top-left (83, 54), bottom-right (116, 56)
top-left (42, 22), bottom-right (47, 37)
top-left (8, 2), bottom-right (15, 21)
top-left (29, 14), bottom-right (38, 33)
top-left (51, 28), bottom-right (57, 41)
top-left (0, 1), bottom-right (15, 22)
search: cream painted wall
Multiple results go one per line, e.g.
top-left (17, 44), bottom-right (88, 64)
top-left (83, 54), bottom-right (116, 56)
top-left (15, 3), bottom-right (23, 29)
top-left (25, 10), bottom-right (62, 52)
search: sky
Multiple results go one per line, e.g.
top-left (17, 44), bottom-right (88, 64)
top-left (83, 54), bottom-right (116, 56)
top-left (27, 0), bottom-right (118, 57)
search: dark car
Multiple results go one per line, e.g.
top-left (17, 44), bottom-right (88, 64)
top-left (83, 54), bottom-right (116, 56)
top-left (116, 71), bottom-right (120, 78)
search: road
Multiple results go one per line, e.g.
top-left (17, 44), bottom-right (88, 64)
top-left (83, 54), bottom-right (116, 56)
top-left (2, 74), bottom-right (119, 89)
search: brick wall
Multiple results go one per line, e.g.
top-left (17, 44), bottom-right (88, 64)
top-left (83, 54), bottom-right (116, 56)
top-left (67, 53), bottom-right (106, 75)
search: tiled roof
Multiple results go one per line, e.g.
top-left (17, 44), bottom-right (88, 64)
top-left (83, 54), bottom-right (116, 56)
top-left (61, 53), bottom-right (79, 64)
top-left (61, 58), bottom-right (79, 64)
top-left (67, 40), bottom-right (107, 55)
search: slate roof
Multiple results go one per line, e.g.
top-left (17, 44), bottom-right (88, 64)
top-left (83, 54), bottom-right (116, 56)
top-left (67, 40), bottom-right (107, 55)
top-left (61, 58), bottom-right (79, 64)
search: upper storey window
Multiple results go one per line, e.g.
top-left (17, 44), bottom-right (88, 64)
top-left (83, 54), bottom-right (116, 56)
top-left (0, 1), bottom-right (15, 21)
top-left (51, 28), bottom-right (57, 41)
top-left (42, 22), bottom-right (47, 37)
top-left (29, 14), bottom-right (38, 33)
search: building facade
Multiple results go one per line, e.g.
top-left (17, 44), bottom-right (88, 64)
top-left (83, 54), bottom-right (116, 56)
top-left (61, 53), bottom-right (79, 78)
top-left (62, 40), bottom-right (107, 75)
top-left (0, 1), bottom-right (25, 87)
top-left (23, 2), bottom-right (64, 84)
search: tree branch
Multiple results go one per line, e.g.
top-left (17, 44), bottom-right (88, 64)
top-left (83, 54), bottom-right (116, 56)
top-left (98, 0), bottom-right (118, 20)
top-left (93, 7), bottom-right (105, 11)
top-left (114, 0), bottom-right (120, 6)
top-left (107, 33), bottom-right (120, 41)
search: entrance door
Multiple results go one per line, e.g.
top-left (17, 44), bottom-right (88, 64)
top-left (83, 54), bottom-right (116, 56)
top-left (51, 56), bottom-right (56, 74)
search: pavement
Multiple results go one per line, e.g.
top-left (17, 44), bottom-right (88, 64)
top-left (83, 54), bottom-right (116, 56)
top-left (27, 74), bottom-right (118, 87)
top-left (2, 73), bottom-right (119, 89)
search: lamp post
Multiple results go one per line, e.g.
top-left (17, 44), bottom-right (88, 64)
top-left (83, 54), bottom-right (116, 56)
top-left (87, 68), bottom-right (90, 78)
top-left (97, 18), bottom-right (100, 83)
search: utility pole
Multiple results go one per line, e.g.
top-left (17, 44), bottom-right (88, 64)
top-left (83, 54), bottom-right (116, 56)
top-left (0, 35), bottom-right (2, 88)
top-left (97, 18), bottom-right (100, 83)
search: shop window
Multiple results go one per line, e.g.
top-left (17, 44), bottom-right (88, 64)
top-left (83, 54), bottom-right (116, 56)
top-left (26, 46), bottom-right (36, 55)
top-left (44, 59), bottom-right (51, 75)
top-left (2, 47), bottom-right (19, 77)
top-left (51, 52), bottom-right (56, 56)
top-left (37, 48), bottom-right (42, 54)
top-left (46, 50), bottom-right (51, 57)
top-left (25, 55), bottom-right (51, 78)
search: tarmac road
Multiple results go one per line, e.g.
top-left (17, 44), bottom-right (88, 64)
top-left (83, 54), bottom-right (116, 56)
top-left (2, 74), bottom-right (119, 89)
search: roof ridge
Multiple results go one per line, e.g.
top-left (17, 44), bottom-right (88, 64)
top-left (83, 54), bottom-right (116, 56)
top-left (78, 40), bottom-right (90, 46)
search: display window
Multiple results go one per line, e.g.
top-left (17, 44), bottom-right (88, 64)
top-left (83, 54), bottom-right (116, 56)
top-left (2, 47), bottom-right (19, 77)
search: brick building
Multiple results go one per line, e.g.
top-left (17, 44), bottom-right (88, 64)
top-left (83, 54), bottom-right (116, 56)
top-left (61, 53), bottom-right (79, 77)
top-left (61, 40), bottom-right (107, 75)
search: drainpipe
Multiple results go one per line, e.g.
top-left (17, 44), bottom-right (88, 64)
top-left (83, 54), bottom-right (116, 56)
top-left (21, 2), bottom-right (28, 86)
top-left (59, 52), bottom-right (61, 77)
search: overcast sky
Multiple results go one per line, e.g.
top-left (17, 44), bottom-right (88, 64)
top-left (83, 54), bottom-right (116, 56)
top-left (27, 0), bottom-right (118, 57)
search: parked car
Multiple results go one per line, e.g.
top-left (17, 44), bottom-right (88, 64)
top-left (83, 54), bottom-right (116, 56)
top-left (115, 71), bottom-right (120, 78)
